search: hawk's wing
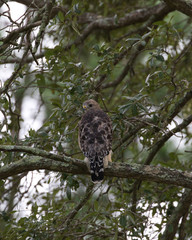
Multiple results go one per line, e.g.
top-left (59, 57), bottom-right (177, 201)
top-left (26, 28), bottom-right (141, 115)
top-left (79, 108), bottom-right (112, 182)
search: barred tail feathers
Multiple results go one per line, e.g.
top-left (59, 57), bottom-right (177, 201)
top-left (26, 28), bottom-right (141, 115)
top-left (89, 154), bottom-right (104, 183)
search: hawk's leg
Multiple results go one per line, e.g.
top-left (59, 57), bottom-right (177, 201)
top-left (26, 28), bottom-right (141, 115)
top-left (84, 157), bottom-right (90, 171)
top-left (103, 150), bottom-right (112, 168)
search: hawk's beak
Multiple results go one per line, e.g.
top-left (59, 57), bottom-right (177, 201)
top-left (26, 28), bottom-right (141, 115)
top-left (83, 104), bottom-right (87, 109)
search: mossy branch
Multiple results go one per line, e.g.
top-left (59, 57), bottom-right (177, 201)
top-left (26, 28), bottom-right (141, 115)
top-left (0, 151), bottom-right (192, 189)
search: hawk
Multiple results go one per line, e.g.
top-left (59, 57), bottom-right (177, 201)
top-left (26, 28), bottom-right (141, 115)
top-left (78, 99), bottom-right (112, 183)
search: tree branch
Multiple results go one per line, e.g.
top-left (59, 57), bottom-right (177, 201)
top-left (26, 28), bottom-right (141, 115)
top-left (164, 0), bottom-right (192, 17)
top-left (0, 45), bottom-right (30, 94)
top-left (166, 89), bottom-right (192, 125)
top-left (1, 154), bottom-right (192, 189)
top-left (8, 0), bottom-right (45, 8)
top-left (0, 21), bottom-right (41, 54)
top-left (90, 3), bottom-right (170, 30)
top-left (101, 7), bottom-right (171, 90)
top-left (133, 113), bottom-right (192, 189)
top-left (0, 2), bottom-right (171, 66)
top-left (113, 122), bottom-right (146, 152)
top-left (63, 3), bottom-right (171, 51)
top-left (62, 183), bottom-right (94, 226)
top-left (0, 144), bottom-right (81, 165)
top-left (144, 114), bottom-right (192, 166)
top-left (0, 52), bottom-right (45, 64)
top-left (160, 189), bottom-right (192, 240)
top-left (178, 211), bottom-right (188, 240)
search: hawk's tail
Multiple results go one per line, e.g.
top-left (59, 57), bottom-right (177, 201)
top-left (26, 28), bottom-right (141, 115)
top-left (89, 154), bottom-right (104, 183)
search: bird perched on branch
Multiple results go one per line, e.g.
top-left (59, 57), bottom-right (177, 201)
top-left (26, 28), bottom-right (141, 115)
top-left (78, 99), bottom-right (112, 183)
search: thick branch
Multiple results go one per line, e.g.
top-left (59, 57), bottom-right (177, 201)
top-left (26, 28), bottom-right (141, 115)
top-left (1, 155), bottom-right (192, 189)
top-left (64, 3), bottom-right (171, 51)
top-left (90, 3), bottom-right (170, 30)
top-left (0, 145), bottom-right (81, 165)
top-left (164, 0), bottom-right (192, 17)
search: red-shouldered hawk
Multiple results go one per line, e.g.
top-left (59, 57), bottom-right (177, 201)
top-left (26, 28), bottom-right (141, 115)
top-left (78, 99), bottom-right (112, 183)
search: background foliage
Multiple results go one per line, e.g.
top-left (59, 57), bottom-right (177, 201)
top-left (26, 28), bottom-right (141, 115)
top-left (0, 0), bottom-right (192, 239)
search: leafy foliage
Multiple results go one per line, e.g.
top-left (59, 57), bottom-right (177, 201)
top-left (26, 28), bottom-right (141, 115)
top-left (0, 0), bottom-right (192, 239)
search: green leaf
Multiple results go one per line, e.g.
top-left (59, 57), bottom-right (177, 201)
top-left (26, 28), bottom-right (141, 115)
top-left (169, 152), bottom-right (178, 161)
top-left (94, 201), bottom-right (98, 211)
top-left (140, 40), bottom-right (146, 46)
top-left (152, 114), bottom-right (159, 123)
top-left (127, 214), bottom-right (135, 224)
top-left (58, 11), bottom-right (64, 22)
top-left (158, 71), bottom-right (164, 79)
top-left (93, 44), bottom-right (100, 51)
top-left (155, 55), bottom-right (164, 62)
top-left (73, 3), bottom-right (81, 14)
top-left (36, 74), bottom-right (45, 95)
top-left (131, 104), bottom-right (138, 116)
top-left (119, 103), bottom-right (132, 114)
top-left (137, 103), bottom-right (148, 113)
top-left (66, 186), bottom-right (71, 200)
top-left (153, 20), bottom-right (166, 26)
top-left (32, 203), bottom-right (38, 215)
top-left (149, 58), bottom-right (154, 67)
top-left (167, 224), bottom-right (174, 233)
top-left (126, 37), bottom-right (141, 41)
top-left (120, 215), bottom-right (127, 228)
top-left (124, 93), bottom-right (146, 101)
top-left (51, 97), bottom-right (62, 108)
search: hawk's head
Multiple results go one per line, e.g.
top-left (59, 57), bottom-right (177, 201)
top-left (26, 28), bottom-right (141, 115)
top-left (83, 99), bottom-right (100, 110)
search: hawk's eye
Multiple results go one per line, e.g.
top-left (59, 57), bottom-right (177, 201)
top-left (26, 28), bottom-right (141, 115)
top-left (89, 104), bottom-right (93, 107)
